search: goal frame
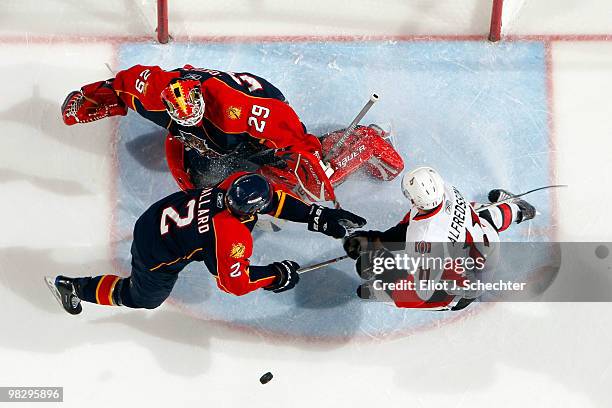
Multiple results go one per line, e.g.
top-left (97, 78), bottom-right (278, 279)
top-left (489, 0), bottom-right (504, 42)
top-left (155, 0), bottom-right (506, 43)
top-left (157, 0), bottom-right (169, 44)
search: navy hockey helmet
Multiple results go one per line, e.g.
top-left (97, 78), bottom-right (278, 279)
top-left (226, 174), bottom-right (273, 216)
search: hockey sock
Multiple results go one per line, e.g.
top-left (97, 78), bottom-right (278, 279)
top-left (73, 275), bottom-right (124, 306)
top-left (477, 202), bottom-right (521, 233)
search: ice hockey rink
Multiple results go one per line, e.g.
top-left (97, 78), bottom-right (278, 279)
top-left (1, 1), bottom-right (612, 407)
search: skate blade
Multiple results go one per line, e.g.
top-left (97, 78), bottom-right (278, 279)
top-left (44, 276), bottom-right (64, 310)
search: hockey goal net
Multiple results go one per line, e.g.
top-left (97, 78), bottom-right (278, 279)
top-left (156, 0), bottom-right (525, 44)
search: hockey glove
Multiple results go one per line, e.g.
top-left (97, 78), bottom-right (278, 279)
top-left (355, 248), bottom-right (395, 280)
top-left (307, 205), bottom-right (367, 239)
top-left (61, 80), bottom-right (127, 125)
top-left (264, 260), bottom-right (300, 293)
top-left (343, 230), bottom-right (382, 259)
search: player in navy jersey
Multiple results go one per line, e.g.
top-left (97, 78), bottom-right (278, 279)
top-left (46, 172), bottom-right (366, 315)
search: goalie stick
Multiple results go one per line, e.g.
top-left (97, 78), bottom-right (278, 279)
top-left (323, 93), bottom-right (379, 162)
top-left (478, 184), bottom-right (568, 211)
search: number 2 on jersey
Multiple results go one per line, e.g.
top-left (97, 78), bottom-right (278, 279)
top-left (160, 199), bottom-right (196, 234)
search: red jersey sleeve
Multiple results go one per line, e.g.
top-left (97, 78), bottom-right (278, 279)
top-left (254, 100), bottom-right (321, 154)
top-left (211, 212), bottom-right (276, 296)
top-left (201, 78), bottom-right (322, 156)
top-left (112, 64), bottom-right (179, 111)
top-left (400, 211), bottom-right (412, 224)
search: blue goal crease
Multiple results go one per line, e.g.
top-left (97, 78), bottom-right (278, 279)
top-left (113, 40), bottom-right (550, 338)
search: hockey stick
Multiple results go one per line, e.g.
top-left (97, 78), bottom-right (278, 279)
top-left (298, 254), bottom-right (350, 274)
top-left (477, 184), bottom-right (568, 210)
top-left (323, 93), bottom-right (379, 162)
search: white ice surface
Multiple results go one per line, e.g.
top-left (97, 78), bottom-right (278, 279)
top-left (1, 2), bottom-right (612, 408)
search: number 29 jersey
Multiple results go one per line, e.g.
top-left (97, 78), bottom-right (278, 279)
top-left (112, 64), bottom-right (322, 156)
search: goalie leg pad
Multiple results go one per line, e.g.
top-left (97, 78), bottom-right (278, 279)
top-left (165, 133), bottom-right (195, 191)
top-left (321, 125), bottom-right (405, 185)
top-left (363, 135), bottom-right (404, 181)
top-left (258, 150), bottom-right (336, 203)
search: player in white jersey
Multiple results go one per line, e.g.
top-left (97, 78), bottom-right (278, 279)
top-left (343, 166), bottom-right (536, 311)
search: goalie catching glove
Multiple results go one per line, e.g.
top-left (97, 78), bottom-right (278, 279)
top-left (307, 205), bottom-right (367, 239)
top-left (61, 80), bottom-right (127, 125)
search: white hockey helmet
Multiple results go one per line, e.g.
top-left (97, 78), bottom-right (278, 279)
top-left (401, 166), bottom-right (445, 210)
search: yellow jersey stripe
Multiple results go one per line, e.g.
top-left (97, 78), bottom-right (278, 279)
top-left (149, 248), bottom-right (203, 271)
top-left (274, 192), bottom-right (287, 218)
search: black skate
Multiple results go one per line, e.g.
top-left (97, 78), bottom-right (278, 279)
top-left (488, 189), bottom-right (514, 203)
top-left (487, 189), bottom-right (536, 223)
top-left (44, 276), bottom-right (82, 315)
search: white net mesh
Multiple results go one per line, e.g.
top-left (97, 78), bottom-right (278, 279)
top-left (501, 0), bottom-right (527, 34)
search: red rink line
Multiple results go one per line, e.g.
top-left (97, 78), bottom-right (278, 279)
top-left (508, 34), bottom-right (612, 42)
top-left (107, 41), bottom-right (127, 277)
top-left (543, 40), bottom-right (558, 241)
top-left (0, 33), bottom-right (610, 44)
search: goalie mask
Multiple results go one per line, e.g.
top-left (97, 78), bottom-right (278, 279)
top-left (161, 79), bottom-right (204, 127)
top-left (401, 166), bottom-right (445, 210)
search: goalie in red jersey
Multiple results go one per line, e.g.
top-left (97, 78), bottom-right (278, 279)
top-left (61, 64), bottom-right (404, 202)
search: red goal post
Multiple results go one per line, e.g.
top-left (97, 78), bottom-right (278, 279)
top-left (489, 0), bottom-right (504, 42)
top-left (156, 0), bottom-right (507, 43)
top-left (157, 0), bottom-right (169, 44)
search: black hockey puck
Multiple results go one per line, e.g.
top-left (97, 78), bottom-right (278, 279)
top-left (260, 372), bottom-right (273, 384)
